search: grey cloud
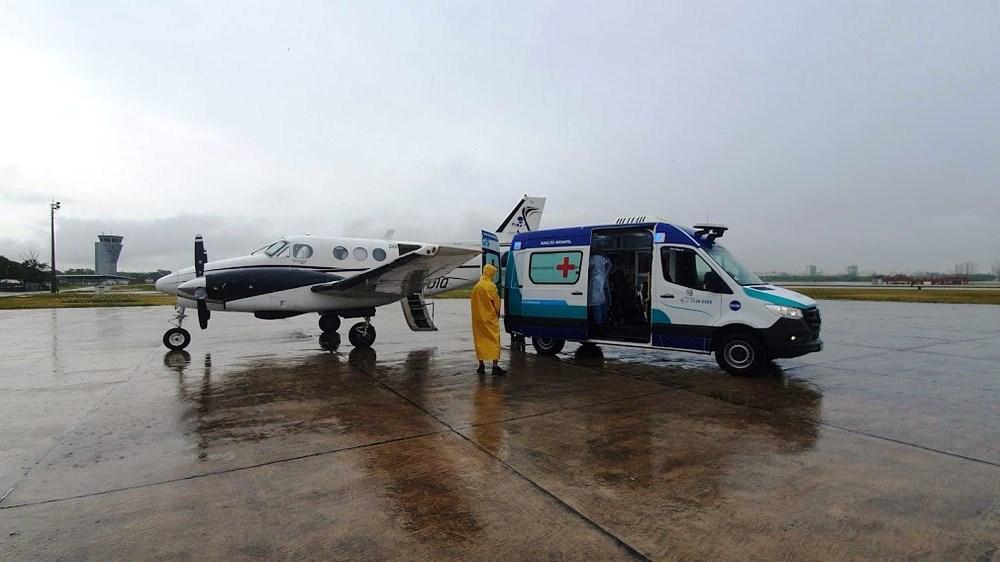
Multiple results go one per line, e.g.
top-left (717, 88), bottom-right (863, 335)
top-left (0, 215), bottom-right (277, 272)
top-left (0, 2), bottom-right (998, 274)
top-left (0, 165), bottom-right (56, 205)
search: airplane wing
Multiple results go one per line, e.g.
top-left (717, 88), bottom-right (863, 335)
top-left (311, 244), bottom-right (480, 298)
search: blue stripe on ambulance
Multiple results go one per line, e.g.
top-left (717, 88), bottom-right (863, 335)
top-left (650, 308), bottom-right (711, 351)
top-left (519, 300), bottom-right (587, 318)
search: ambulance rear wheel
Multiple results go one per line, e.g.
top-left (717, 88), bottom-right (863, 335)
top-left (715, 332), bottom-right (766, 376)
top-left (163, 328), bottom-right (191, 351)
top-left (532, 337), bottom-right (565, 355)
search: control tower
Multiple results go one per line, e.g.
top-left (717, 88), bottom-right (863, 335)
top-left (95, 235), bottom-right (124, 275)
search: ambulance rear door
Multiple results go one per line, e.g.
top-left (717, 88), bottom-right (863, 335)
top-left (517, 246), bottom-right (589, 340)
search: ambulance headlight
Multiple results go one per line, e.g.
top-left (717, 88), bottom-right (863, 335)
top-left (765, 304), bottom-right (803, 319)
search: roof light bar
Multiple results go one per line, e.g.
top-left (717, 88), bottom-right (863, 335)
top-left (693, 223), bottom-right (729, 242)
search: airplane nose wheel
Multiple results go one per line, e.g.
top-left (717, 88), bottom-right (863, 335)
top-left (163, 328), bottom-right (191, 351)
top-left (348, 320), bottom-right (376, 348)
top-left (163, 306), bottom-right (192, 350)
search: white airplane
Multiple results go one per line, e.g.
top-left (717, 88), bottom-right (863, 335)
top-left (155, 196), bottom-right (546, 351)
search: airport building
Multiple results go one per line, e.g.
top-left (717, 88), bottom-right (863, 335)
top-left (954, 261), bottom-right (977, 275)
top-left (58, 234), bottom-right (130, 287)
top-left (95, 235), bottom-right (125, 275)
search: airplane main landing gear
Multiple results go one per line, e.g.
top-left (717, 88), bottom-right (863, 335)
top-left (319, 313), bottom-right (341, 333)
top-left (163, 306), bottom-right (192, 351)
top-left (348, 318), bottom-right (377, 348)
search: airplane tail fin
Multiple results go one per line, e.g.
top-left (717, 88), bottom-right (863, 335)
top-left (496, 195), bottom-right (546, 241)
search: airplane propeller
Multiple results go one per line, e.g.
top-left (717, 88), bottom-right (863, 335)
top-left (194, 235), bottom-right (210, 329)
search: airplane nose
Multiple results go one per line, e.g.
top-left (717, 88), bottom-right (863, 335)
top-left (155, 273), bottom-right (177, 295)
top-left (176, 276), bottom-right (206, 299)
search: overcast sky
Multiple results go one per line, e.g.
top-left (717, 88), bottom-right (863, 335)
top-left (1, 1), bottom-right (997, 274)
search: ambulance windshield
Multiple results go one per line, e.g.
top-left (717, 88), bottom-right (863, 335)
top-left (706, 245), bottom-right (762, 286)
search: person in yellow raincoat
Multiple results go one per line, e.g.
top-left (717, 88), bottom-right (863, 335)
top-left (471, 263), bottom-right (506, 376)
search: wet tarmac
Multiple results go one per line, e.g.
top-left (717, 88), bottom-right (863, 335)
top-left (1, 300), bottom-right (998, 560)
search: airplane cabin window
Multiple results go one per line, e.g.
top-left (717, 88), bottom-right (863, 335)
top-left (333, 246), bottom-right (349, 260)
top-left (292, 244), bottom-right (313, 260)
top-left (372, 248), bottom-right (387, 261)
top-left (353, 247), bottom-right (368, 261)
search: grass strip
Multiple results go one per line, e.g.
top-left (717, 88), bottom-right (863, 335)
top-left (0, 292), bottom-right (175, 310)
top-left (785, 286), bottom-right (1000, 305)
top-left (435, 287), bottom-right (473, 299)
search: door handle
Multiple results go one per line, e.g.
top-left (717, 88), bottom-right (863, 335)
top-left (659, 293), bottom-right (674, 299)
top-left (571, 291), bottom-right (583, 296)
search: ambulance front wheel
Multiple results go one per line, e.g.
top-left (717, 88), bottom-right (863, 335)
top-left (715, 332), bottom-right (766, 376)
top-left (532, 337), bottom-right (565, 355)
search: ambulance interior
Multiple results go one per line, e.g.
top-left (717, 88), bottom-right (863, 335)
top-left (589, 229), bottom-right (652, 342)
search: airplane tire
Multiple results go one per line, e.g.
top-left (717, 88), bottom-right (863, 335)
top-left (531, 337), bottom-right (565, 355)
top-left (319, 314), bottom-right (341, 333)
top-left (163, 328), bottom-right (191, 351)
top-left (319, 331), bottom-right (341, 351)
top-left (348, 322), bottom-right (376, 348)
top-left (715, 332), bottom-right (766, 376)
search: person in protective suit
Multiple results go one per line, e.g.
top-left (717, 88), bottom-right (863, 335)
top-left (471, 263), bottom-right (506, 376)
top-left (589, 254), bottom-right (612, 324)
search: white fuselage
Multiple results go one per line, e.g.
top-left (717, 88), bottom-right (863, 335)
top-left (156, 235), bottom-right (479, 313)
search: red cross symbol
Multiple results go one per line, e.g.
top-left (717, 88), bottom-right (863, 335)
top-left (555, 256), bottom-right (576, 278)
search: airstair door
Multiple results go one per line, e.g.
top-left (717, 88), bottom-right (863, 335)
top-left (481, 230), bottom-right (501, 291)
top-left (401, 292), bottom-right (437, 331)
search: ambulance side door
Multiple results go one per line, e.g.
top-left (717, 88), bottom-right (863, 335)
top-left (652, 246), bottom-right (727, 351)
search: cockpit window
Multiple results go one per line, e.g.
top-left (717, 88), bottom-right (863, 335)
top-left (264, 241), bottom-right (288, 257)
top-left (292, 244), bottom-right (313, 260)
top-left (252, 240), bottom-right (284, 256)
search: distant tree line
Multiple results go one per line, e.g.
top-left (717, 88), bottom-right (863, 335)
top-left (119, 270), bottom-right (173, 282)
top-left (761, 274), bottom-right (876, 283)
top-left (762, 273), bottom-right (998, 283)
top-left (2, 255), bottom-right (172, 284)
top-left (0, 253), bottom-right (51, 283)
top-left (62, 268), bottom-right (173, 282)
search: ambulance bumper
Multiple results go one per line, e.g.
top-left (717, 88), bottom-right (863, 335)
top-left (763, 317), bottom-right (823, 359)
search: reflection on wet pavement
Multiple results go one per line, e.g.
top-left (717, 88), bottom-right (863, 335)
top-left (1, 300), bottom-right (999, 560)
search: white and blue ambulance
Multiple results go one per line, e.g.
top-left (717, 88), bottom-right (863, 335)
top-left (502, 217), bottom-right (822, 374)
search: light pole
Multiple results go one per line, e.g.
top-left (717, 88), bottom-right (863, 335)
top-left (50, 200), bottom-right (61, 293)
